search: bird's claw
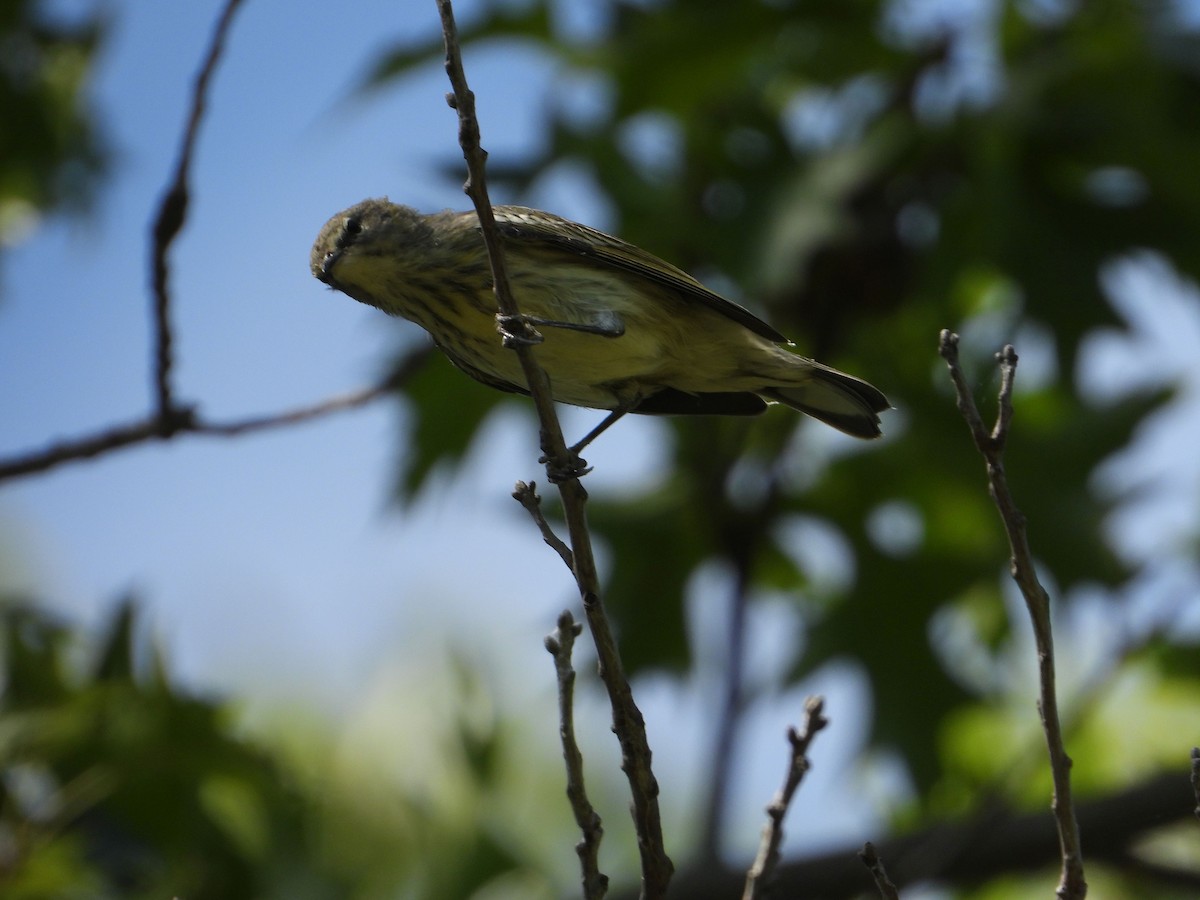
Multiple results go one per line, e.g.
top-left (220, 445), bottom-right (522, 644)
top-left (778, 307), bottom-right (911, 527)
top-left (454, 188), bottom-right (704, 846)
top-left (496, 314), bottom-right (544, 348)
top-left (540, 450), bottom-right (592, 483)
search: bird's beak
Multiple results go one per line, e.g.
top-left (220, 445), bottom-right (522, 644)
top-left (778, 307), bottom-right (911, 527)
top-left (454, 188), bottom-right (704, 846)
top-left (317, 248), bottom-right (342, 284)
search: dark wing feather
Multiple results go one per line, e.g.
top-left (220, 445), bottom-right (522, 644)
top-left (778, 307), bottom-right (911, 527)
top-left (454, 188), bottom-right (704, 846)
top-left (632, 389), bottom-right (767, 416)
top-left (490, 207), bottom-right (788, 343)
top-left (443, 334), bottom-right (766, 417)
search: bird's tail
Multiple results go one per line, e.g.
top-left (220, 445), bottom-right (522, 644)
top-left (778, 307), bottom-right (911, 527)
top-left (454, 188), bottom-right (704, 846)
top-left (760, 363), bottom-right (891, 439)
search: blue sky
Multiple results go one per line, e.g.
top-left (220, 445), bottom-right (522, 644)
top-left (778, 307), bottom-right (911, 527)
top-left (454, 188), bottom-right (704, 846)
top-left (3, 0), bottom-right (1200, 871)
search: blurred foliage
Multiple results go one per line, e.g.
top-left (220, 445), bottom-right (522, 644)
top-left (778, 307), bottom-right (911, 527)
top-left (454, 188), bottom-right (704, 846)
top-left (0, 0), bottom-right (106, 256)
top-left (0, 600), bottom-right (568, 899)
top-left (0, 599), bottom-right (335, 899)
top-left (6, 0), bottom-right (1200, 896)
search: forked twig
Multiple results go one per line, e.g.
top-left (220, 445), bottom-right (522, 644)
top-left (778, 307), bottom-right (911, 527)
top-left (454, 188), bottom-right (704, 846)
top-left (938, 329), bottom-right (1087, 900)
top-left (742, 696), bottom-right (828, 900)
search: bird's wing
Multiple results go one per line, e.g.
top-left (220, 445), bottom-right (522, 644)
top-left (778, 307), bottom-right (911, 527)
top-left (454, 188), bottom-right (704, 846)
top-left (488, 207), bottom-right (788, 343)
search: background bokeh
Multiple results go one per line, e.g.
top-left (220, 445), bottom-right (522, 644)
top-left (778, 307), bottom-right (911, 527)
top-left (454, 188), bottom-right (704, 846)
top-left (2, 0), bottom-right (1199, 897)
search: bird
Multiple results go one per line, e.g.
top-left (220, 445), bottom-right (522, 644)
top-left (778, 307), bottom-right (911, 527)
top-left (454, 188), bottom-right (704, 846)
top-left (311, 199), bottom-right (889, 453)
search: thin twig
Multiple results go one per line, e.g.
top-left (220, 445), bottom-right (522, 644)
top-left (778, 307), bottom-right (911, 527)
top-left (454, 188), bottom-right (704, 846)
top-left (546, 610), bottom-right (608, 900)
top-left (742, 696), bottom-right (828, 900)
top-left (0, 339), bottom-right (430, 483)
top-left (201, 344), bottom-right (431, 436)
top-left (0, 414), bottom-right (191, 481)
top-left (938, 329), bottom-right (1087, 900)
top-left (858, 842), bottom-right (901, 900)
top-left (513, 482), bottom-right (574, 571)
top-left (149, 0), bottom-right (245, 420)
top-left (190, 383), bottom-right (394, 436)
top-left (435, 3), bottom-right (673, 897)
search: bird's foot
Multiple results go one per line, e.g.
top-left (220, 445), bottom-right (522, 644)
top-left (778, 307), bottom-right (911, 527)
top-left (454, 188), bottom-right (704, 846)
top-left (539, 449), bottom-right (592, 483)
top-left (496, 314), bottom-right (544, 348)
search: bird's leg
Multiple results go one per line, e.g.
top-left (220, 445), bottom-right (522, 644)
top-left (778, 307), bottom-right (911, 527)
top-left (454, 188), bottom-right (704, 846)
top-left (496, 310), bottom-right (624, 348)
top-left (570, 406), bottom-right (630, 455)
top-left (495, 314), bottom-right (544, 348)
top-left (540, 403), bottom-right (633, 483)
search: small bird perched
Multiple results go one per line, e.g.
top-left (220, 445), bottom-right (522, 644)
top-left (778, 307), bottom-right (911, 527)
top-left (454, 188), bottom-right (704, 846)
top-left (311, 199), bottom-right (889, 448)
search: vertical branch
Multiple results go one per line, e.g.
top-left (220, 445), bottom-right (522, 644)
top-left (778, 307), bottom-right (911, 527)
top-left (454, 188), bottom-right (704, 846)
top-left (149, 0), bottom-right (245, 427)
top-left (546, 611), bottom-right (608, 900)
top-left (436, 5), bottom-right (673, 896)
top-left (938, 330), bottom-right (1087, 900)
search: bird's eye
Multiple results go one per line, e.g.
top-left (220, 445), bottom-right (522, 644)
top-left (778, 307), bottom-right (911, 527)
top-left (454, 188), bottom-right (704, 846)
top-left (336, 215), bottom-right (363, 250)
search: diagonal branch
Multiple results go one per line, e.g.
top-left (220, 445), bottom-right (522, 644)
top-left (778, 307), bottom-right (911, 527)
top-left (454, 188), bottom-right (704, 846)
top-left (0, 381), bottom-right (398, 481)
top-left (0, 414), bottom-right (192, 481)
top-left (938, 329), bottom-right (1086, 900)
top-left (742, 696), bottom-right (828, 900)
top-left (435, 3), bottom-right (672, 896)
top-left (190, 382), bottom-right (395, 437)
top-left (512, 481), bottom-right (574, 571)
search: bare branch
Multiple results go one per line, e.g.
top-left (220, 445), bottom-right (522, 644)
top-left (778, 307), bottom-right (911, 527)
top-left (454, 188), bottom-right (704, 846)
top-left (0, 379), bottom-right (402, 481)
top-left (149, 0), bottom-right (245, 419)
top-left (742, 696), bottom-right (828, 900)
top-left (938, 329), bottom-right (1087, 900)
top-left (0, 341), bottom-right (430, 484)
top-left (546, 611), bottom-right (608, 900)
top-left (0, 412), bottom-right (192, 481)
top-left (858, 842), bottom-right (900, 900)
top-left (435, 3), bottom-right (673, 896)
top-left (191, 383), bottom-right (393, 437)
top-left (198, 345), bottom-right (431, 438)
top-left (513, 482), bottom-right (574, 572)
